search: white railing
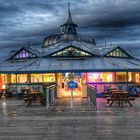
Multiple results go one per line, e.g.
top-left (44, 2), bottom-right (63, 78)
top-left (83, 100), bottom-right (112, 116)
top-left (87, 85), bottom-right (97, 110)
top-left (45, 84), bottom-right (56, 109)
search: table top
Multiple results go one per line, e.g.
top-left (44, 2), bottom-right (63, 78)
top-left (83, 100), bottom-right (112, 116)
top-left (107, 88), bottom-right (116, 90)
top-left (112, 90), bottom-right (128, 94)
top-left (29, 91), bottom-right (42, 94)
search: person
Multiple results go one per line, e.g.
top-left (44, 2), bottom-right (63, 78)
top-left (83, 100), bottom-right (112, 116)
top-left (62, 82), bottom-right (64, 88)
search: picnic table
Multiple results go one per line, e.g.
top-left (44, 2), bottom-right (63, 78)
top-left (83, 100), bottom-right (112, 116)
top-left (103, 88), bottom-right (116, 97)
top-left (24, 90), bottom-right (46, 107)
top-left (106, 90), bottom-right (134, 107)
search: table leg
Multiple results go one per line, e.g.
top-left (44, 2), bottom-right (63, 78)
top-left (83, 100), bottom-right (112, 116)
top-left (109, 99), bottom-right (114, 107)
top-left (27, 99), bottom-right (32, 107)
top-left (127, 99), bottom-right (133, 107)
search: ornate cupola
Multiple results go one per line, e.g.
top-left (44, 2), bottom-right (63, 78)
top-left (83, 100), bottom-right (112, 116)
top-left (42, 2), bottom-right (96, 48)
top-left (60, 2), bottom-right (78, 34)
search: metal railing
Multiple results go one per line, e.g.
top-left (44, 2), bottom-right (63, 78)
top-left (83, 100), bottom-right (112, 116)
top-left (44, 84), bottom-right (57, 109)
top-left (87, 85), bottom-right (97, 110)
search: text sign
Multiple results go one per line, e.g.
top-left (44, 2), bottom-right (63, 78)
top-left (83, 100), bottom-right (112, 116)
top-left (68, 80), bottom-right (76, 89)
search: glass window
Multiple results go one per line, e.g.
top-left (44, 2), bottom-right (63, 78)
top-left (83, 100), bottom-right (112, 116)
top-left (31, 74), bottom-right (43, 83)
top-left (0, 74), bottom-right (7, 90)
top-left (135, 73), bottom-right (140, 83)
top-left (13, 49), bottom-right (36, 59)
top-left (128, 72), bottom-right (132, 82)
top-left (87, 72), bottom-right (113, 82)
top-left (17, 74), bottom-right (27, 83)
top-left (11, 74), bottom-right (16, 83)
top-left (116, 72), bottom-right (127, 82)
top-left (107, 49), bottom-right (128, 57)
top-left (52, 47), bottom-right (91, 57)
top-left (43, 74), bottom-right (55, 82)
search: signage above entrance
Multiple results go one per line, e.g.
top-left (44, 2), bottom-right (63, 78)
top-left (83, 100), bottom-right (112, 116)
top-left (68, 80), bottom-right (76, 89)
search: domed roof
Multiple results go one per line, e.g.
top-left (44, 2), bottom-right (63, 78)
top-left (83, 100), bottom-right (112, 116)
top-left (43, 33), bottom-right (96, 48)
top-left (42, 2), bottom-right (96, 48)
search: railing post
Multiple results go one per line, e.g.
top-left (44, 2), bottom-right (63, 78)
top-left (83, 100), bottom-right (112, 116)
top-left (15, 74), bottom-right (18, 100)
top-left (45, 84), bottom-right (56, 109)
top-left (87, 85), bottom-right (97, 110)
top-left (46, 89), bottom-right (49, 109)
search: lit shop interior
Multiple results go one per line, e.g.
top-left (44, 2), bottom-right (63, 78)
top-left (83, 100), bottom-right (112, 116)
top-left (0, 72), bottom-right (140, 97)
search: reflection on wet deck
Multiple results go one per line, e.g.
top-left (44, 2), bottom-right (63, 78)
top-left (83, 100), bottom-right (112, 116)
top-left (49, 98), bottom-right (95, 113)
top-left (1, 97), bottom-right (140, 139)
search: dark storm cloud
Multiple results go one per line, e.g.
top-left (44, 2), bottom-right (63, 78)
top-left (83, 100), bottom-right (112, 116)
top-left (0, 0), bottom-right (140, 49)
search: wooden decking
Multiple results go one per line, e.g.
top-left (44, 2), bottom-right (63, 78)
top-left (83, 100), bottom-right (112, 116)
top-left (0, 97), bottom-right (140, 140)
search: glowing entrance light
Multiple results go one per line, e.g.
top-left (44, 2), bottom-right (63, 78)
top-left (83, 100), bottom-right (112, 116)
top-left (2, 84), bottom-right (6, 89)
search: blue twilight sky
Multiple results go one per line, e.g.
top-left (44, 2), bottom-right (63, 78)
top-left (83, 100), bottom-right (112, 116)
top-left (0, 0), bottom-right (140, 50)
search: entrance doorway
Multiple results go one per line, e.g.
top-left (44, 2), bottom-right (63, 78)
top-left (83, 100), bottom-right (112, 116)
top-left (57, 73), bottom-right (87, 98)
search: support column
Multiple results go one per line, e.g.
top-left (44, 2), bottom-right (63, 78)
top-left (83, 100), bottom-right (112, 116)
top-left (15, 74), bottom-right (18, 99)
top-left (27, 74), bottom-right (31, 83)
top-left (7, 74), bottom-right (11, 84)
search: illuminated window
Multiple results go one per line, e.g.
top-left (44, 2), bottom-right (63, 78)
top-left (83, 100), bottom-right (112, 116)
top-left (57, 73), bottom-right (62, 83)
top-left (116, 72), bottom-right (127, 82)
top-left (106, 48), bottom-right (129, 57)
top-left (11, 74), bottom-right (16, 83)
top-left (87, 72), bottom-right (113, 82)
top-left (17, 74), bottom-right (27, 83)
top-left (43, 74), bottom-right (55, 82)
top-left (52, 47), bottom-right (91, 57)
top-left (128, 72), bottom-right (132, 82)
top-left (82, 73), bottom-right (86, 84)
top-left (135, 73), bottom-right (140, 83)
top-left (31, 74), bottom-right (43, 83)
top-left (0, 74), bottom-right (7, 90)
top-left (13, 49), bottom-right (36, 59)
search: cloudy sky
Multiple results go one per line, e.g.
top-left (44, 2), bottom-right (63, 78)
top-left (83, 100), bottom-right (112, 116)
top-left (0, 0), bottom-right (140, 50)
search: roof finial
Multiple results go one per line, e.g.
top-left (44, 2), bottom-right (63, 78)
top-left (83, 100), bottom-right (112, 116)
top-left (67, 1), bottom-right (72, 23)
top-left (60, 2), bottom-right (78, 34)
top-left (68, 1), bottom-right (70, 9)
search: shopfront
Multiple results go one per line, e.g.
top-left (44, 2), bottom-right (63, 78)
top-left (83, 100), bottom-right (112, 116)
top-left (0, 72), bottom-right (140, 97)
top-left (57, 73), bottom-right (87, 98)
top-left (86, 72), bottom-right (139, 95)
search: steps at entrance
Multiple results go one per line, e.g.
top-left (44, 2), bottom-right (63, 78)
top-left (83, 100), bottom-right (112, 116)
top-left (57, 96), bottom-right (86, 99)
top-left (47, 98), bottom-right (96, 117)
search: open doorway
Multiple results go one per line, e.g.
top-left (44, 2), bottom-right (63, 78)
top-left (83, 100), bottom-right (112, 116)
top-left (57, 73), bottom-right (87, 98)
